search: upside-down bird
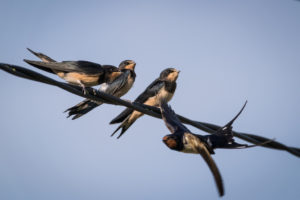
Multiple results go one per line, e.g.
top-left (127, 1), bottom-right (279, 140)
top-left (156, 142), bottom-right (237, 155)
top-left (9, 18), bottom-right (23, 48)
top-left (160, 101), bottom-right (270, 197)
top-left (110, 68), bottom-right (180, 139)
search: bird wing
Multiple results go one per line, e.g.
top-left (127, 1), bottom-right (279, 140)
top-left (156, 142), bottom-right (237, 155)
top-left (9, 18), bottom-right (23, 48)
top-left (160, 101), bottom-right (190, 134)
top-left (134, 78), bottom-right (165, 103)
top-left (219, 139), bottom-right (275, 149)
top-left (110, 78), bottom-right (164, 124)
top-left (27, 48), bottom-right (56, 63)
top-left (184, 133), bottom-right (224, 197)
top-left (105, 70), bottom-right (131, 95)
top-left (102, 64), bottom-right (119, 71)
top-left (24, 60), bottom-right (106, 75)
top-left (215, 101), bottom-right (247, 137)
top-left (109, 108), bottom-right (133, 124)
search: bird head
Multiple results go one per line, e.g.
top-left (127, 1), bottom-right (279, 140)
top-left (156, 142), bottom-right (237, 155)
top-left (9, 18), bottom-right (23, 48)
top-left (119, 60), bottom-right (136, 71)
top-left (159, 68), bottom-right (180, 82)
top-left (162, 134), bottom-right (181, 151)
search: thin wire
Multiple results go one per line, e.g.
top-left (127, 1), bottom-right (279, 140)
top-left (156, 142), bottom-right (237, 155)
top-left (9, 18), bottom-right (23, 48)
top-left (1, 63), bottom-right (299, 158)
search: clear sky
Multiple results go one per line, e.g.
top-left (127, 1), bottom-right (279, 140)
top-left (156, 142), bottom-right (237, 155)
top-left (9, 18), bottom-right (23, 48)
top-left (1, 0), bottom-right (300, 199)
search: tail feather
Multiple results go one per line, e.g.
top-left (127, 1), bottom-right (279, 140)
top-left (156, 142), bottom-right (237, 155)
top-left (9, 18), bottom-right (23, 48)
top-left (65, 100), bottom-right (102, 120)
top-left (26, 48), bottom-right (56, 74)
top-left (224, 100), bottom-right (248, 129)
top-left (227, 138), bottom-right (275, 149)
top-left (27, 48), bottom-right (56, 63)
top-left (24, 59), bottom-right (55, 74)
top-left (111, 117), bottom-right (135, 139)
top-left (110, 108), bottom-right (133, 124)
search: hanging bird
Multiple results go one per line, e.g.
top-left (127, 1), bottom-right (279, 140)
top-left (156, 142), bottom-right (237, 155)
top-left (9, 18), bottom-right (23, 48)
top-left (160, 101), bottom-right (273, 196)
top-left (160, 101), bottom-right (224, 197)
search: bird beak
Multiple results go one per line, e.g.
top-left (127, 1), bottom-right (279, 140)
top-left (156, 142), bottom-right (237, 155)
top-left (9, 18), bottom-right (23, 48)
top-left (125, 62), bottom-right (136, 70)
top-left (163, 136), bottom-right (168, 143)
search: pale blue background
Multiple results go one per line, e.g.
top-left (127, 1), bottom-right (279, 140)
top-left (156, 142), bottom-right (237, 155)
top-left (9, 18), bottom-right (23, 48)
top-left (1, 0), bottom-right (300, 199)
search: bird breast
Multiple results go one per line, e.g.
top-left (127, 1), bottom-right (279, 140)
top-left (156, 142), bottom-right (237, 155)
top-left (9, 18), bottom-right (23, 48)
top-left (156, 87), bottom-right (174, 103)
top-left (181, 139), bottom-right (199, 154)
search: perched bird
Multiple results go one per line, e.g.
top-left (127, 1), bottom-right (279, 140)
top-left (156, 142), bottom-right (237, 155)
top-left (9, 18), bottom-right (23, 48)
top-left (24, 49), bottom-right (132, 94)
top-left (64, 60), bottom-right (136, 120)
top-left (110, 68), bottom-right (180, 139)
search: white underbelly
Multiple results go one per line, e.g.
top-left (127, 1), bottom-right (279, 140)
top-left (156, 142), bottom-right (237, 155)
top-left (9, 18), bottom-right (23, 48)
top-left (157, 88), bottom-right (174, 103)
top-left (181, 142), bottom-right (198, 154)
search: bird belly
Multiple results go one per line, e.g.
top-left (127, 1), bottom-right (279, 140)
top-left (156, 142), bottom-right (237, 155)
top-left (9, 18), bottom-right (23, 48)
top-left (56, 72), bottom-right (65, 78)
top-left (181, 143), bottom-right (199, 154)
top-left (64, 73), bottom-right (99, 86)
top-left (156, 87), bottom-right (174, 103)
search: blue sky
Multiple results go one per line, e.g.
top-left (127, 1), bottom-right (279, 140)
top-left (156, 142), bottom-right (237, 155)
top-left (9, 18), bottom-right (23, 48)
top-left (1, 0), bottom-right (300, 199)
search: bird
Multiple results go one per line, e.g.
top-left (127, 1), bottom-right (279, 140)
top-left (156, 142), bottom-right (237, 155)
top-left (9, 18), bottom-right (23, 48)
top-left (64, 60), bottom-right (136, 120)
top-left (24, 48), bottom-right (134, 94)
top-left (160, 101), bottom-right (272, 197)
top-left (110, 68), bottom-right (180, 139)
top-left (160, 101), bottom-right (224, 197)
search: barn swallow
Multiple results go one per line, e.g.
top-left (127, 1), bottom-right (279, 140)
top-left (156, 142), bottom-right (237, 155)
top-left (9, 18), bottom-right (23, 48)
top-left (160, 102), bottom-right (224, 197)
top-left (24, 50), bottom-right (126, 94)
top-left (160, 101), bottom-right (272, 196)
top-left (64, 60), bottom-right (136, 119)
top-left (110, 68), bottom-right (180, 139)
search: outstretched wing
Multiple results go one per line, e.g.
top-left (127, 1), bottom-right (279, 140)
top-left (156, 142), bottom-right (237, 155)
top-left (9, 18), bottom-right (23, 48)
top-left (215, 101), bottom-right (247, 137)
top-left (160, 102), bottom-right (190, 134)
top-left (219, 139), bottom-right (275, 149)
top-left (24, 60), bottom-right (105, 75)
top-left (184, 133), bottom-right (224, 197)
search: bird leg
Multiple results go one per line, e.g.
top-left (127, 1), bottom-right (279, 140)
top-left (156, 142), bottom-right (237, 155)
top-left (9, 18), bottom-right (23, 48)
top-left (77, 80), bottom-right (88, 95)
